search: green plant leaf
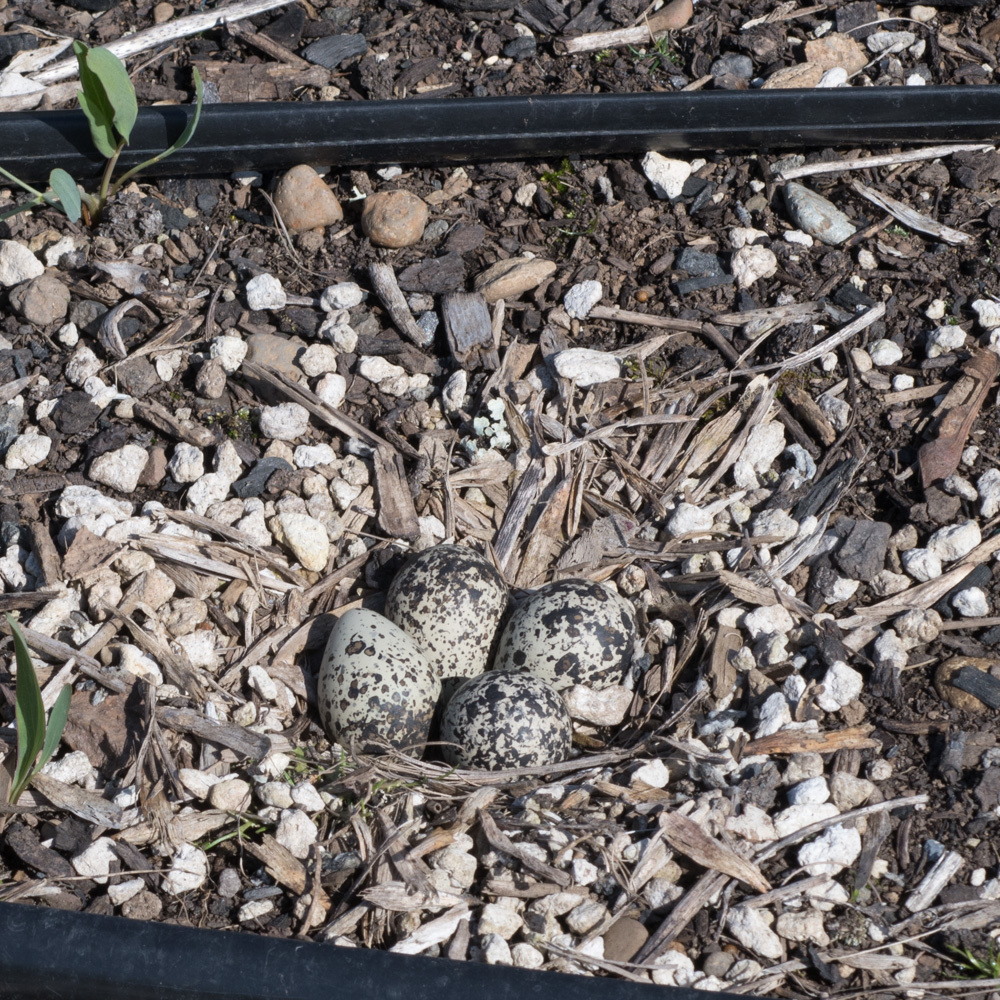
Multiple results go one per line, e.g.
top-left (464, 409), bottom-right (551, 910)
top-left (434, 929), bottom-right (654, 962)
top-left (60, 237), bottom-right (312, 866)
top-left (110, 68), bottom-right (203, 194)
top-left (47, 169), bottom-right (82, 223)
top-left (84, 45), bottom-right (138, 144)
top-left (37, 684), bottom-right (71, 776)
top-left (73, 41), bottom-right (118, 158)
top-left (8, 615), bottom-right (44, 804)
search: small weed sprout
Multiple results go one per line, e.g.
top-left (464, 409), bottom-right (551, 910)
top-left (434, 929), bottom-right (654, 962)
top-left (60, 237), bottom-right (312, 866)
top-left (5, 614), bottom-right (71, 806)
top-left (0, 42), bottom-right (203, 226)
top-left (947, 943), bottom-right (1000, 979)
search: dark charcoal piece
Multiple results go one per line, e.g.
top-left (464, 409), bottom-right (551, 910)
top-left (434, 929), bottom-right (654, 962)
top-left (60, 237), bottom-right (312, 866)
top-left (0, 34), bottom-right (38, 64)
top-left (675, 247), bottom-right (723, 276)
top-left (673, 273), bottom-right (733, 294)
top-left (52, 392), bottom-right (101, 435)
top-left (833, 519), bottom-right (891, 582)
top-left (232, 457), bottom-right (294, 498)
top-left (397, 252), bottom-right (465, 294)
top-left (952, 666), bottom-right (1000, 709)
top-left (301, 33), bottom-right (368, 69)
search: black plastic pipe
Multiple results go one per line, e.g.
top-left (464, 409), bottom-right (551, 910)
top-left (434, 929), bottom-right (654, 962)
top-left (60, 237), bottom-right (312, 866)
top-left (3, 86), bottom-right (1000, 183)
top-left (0, 902), bottom-right (729, 1000)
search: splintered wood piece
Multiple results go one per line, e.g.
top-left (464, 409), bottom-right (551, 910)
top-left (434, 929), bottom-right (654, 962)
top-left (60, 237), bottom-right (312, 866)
top-left (134, 398), bottom-right (214, 447)
top-left (442, 292), bottom-right (498, 370)
top-left (389, 904), bottom-right (470, 955)
top-left (744, 724), bottom-right (879, 756)
top-left (27, 523), bottom-right (62, 587)
top-left (708, 625), bottom-right (741, 703)
top-left (29, 774), bottom-right (126, 829)
top-left (368, 263), bottom-right (435, 348)
top-left (157, 707), bottom-right (271, 761)
top-left (853, 180), bottom-right (973, 246)
top-left (905, 850), bottom-right (964, 913)
top-left (244, 835), bottom-right (308, 895)
top-left (360, 882), bottom-right (463, 912)
top-left (782, 384), bottom-right (837, 447)
top-left (374, 445), bottom-right (421, 542)
top-left (658, 811), bottom-right (770, 893)
top-left (478, 810), bottom-right (572, 887)
top-left (918, 349), bottom-right (999, 488)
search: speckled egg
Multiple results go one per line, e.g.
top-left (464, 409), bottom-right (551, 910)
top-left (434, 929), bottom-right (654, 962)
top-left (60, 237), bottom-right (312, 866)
top-left (441, 671), bottom-right (571, 770)
top-left (318, 608), bottom-right (441, 753)
top-left (384, 544), bottom-right (508, 695)
top-left (492, 578), bottom-right (635, 691)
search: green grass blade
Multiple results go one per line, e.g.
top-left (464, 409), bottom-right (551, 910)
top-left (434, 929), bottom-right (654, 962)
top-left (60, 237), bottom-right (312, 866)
top-left (8, 615), bottom-right (44, 803)
top-left (36, 683), bottom-right (71, 775)
top-left (169, 67), bottom-right (203, 153)
top-left (73, 42), bottom-right (117, 158)
top-left (85, 46), bottom-right (138, 144)
top-left (47, 169), bottom-right (81, 223)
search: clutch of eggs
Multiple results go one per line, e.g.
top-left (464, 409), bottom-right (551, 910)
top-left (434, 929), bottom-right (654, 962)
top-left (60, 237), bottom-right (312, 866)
top-left (317, 549), bottom-right (636, 769)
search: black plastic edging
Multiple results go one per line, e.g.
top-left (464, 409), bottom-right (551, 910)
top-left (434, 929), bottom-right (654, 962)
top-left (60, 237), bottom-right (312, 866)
top-left (3, 85), bottom-right (1000, 183)
top-left (0, 901), bottom-right (733, 1000)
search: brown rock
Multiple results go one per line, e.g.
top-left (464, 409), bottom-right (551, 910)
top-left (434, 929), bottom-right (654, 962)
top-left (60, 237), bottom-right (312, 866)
top-left (762, 63), bottom-right (825, 89)
top-left (138, 445), bottom-right (168, 487)
top-left (272, 165), bottom-right (343, 232)
top-left (9, 272), bottom-right (70, 327)
top-left (473, 257), bottom-right (557, 303)
top-left (152, 1), bottom-right (174, 22)
top-left (649, 0), bottom-right (693, 30)
top-left (935, 656), bottom-right (1000, 713)
top-left (121, 889), bottom-right (163, 921)
top-left (361, 190), bottom-right (429, 248)
top-left (804, 34), bottom-right (868, 74)
top-left (196, 358), bottom-right (227, 399)
top-left (245, 332), bottom-right (306, 380)
top-left (602, 915), bottom-right (649, 963)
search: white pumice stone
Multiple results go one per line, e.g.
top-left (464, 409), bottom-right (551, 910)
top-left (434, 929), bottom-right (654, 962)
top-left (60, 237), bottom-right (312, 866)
top-left (928, 520), bottom-right (980, 561)
top-left (953, 587), bottom-right (989, 617)
top-left (245, 273), bottom-right (286, 311)
top-left (642, 152), bottom-right (691, 199)
top-left (901, 547), bottom-right (942, 582)
top-left (869, 339), bottom-right (903, 366)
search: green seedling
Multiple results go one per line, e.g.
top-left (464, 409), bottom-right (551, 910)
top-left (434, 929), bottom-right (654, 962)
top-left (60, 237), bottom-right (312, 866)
top-left (947, 943), bottom-right (1000, 979)
top-left (0, 42), bottom-right (202, 226)
top-left (5, 614), bottom-right (71, 806)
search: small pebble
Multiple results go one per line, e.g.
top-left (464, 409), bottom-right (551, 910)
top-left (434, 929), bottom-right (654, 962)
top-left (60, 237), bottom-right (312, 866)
top-left (273, 165), bottom-right (344, 232)
top-left (196, 359), bottom-right (227, 399)
top-left (361, 190), bottom-right (429, 248)
top-left (246, 274), bottom-right (287, 311)
top-left (564, 280), bottom-right (603, 319)
top-left (642, 152), bottom-right (691, 199)
top-left (869, 339), bottom-right (903, 366)
top-left (783, 182), bottom-right (857, 245)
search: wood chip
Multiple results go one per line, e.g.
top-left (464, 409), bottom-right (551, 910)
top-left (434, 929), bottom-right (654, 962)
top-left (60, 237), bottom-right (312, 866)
top-left (157, 707), bottom-right (271, 761)
top-left (918, 348), bottom-right (999, 488)
top-left (243, 834), bottom-right (308, 895)
top-left (373, 445), bottom-right (421, 542)
top-left (368, 262), bottom-right (435, 348)
top-left (442, 292), bottom-right (498, 370)
top-left (744, 725), bottom-right (880, 756)
top-left (478, 809), bottom-right (572, 887)
top-left (658, 811), bottom-right (770, 893)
